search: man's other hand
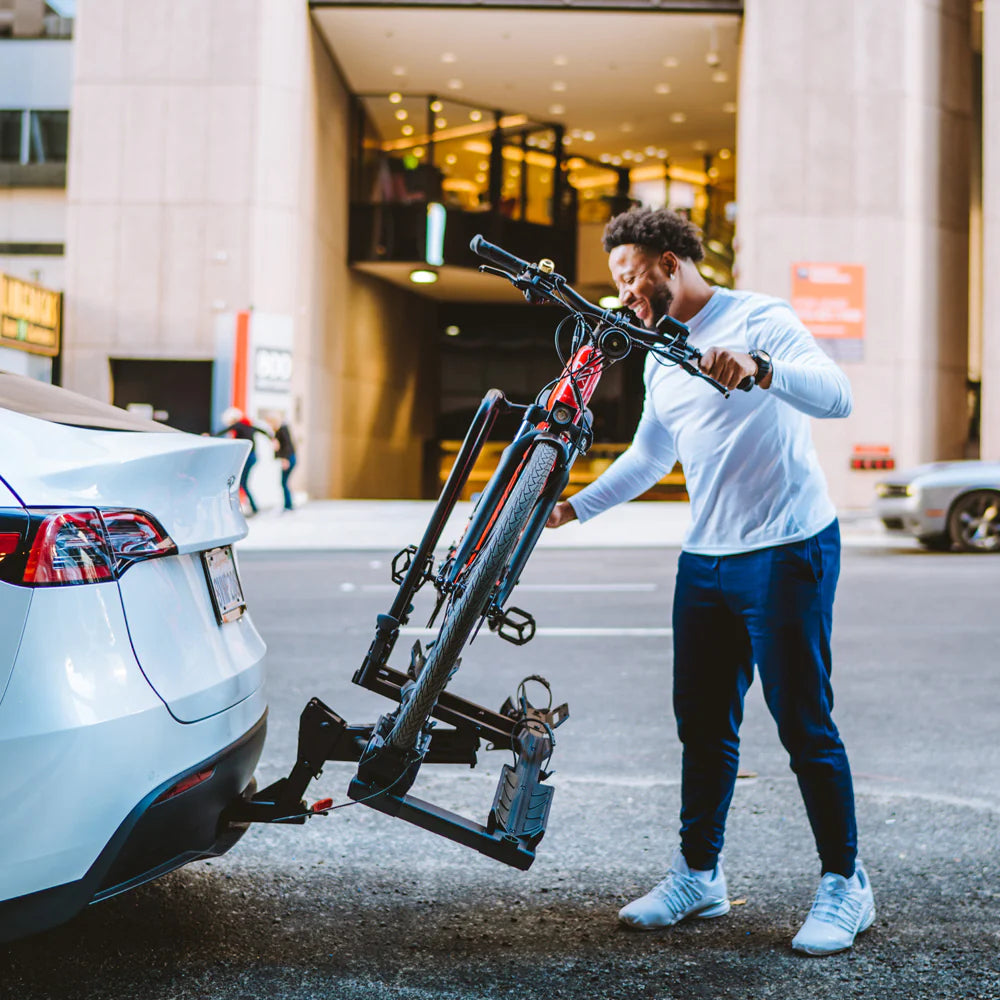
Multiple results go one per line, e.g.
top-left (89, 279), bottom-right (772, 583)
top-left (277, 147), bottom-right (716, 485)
top-left (546, 500), bottom-right (578, 529)
top-left (699, 347), bottom-right (768, 390)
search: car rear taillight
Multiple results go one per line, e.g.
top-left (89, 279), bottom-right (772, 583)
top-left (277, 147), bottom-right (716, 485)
top-left (23, 510), bottom-right (115, 585)
top-left (100, 509), bottom-right (177, 571)
top-left (19, 508), bottom-right (177, 587)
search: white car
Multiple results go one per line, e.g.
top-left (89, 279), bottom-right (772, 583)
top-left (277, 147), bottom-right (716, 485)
top-left (0, 372), bottom-right (267, 941)
top-left (874, 459), bottom-right (1000, 552)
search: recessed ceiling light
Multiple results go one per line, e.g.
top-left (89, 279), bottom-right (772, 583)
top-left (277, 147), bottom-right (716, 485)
top-left (475, 173), bottom-right (486, 183)
top-left (611, 156), bottom-right (622, 166)
top-left (478, 160), bottom-right (489, 170)
top-left (469, 109), bottom-right (482, 122)
top-left (552, 81), bottom-right (567, 92)
top-left (430, 100), bottom-right (443, 113)
top-left (655, 83), bottom-right (671, 95)
top-left (599, 153), bottom-right (612, 163)
top-left (663, 57), bottom-right (679, 68)
top-left (413, 147), bottom-right (425, 158)
top-left (712, 70), bottom-right (729, 83)
top-left (622, 150), bottom-right (634, 160)
top-left (395, 109), bottom-right (407, 121)
top-left (441, 52), bottom-right (457, 63)
top-left (644, 146), bottom-right (657, 156)
top-left (718, 148), bottom-right (732, 160)
top-left (693, 140), bottom-right (708, 152)
top-left (549, 104), bottom-right (565, 115)
top-left (445, 325), bottom-right (460, 336)
top-left (389, 92), bottom-right (402, 104)
top-left (657, 149), bottom-right (668, 158)
top-left (554, 54), bottom-right (568, 66)
top-left (447, 79), bottom-right (463, 90)
top-left (620, 122), bottom-right (634, 133)
top-left (434, 117), bottom-right (446, 129)
top-left (670, 112), bottom-right (687, 124)
top-left (583, 131), bottom-right (595, 142)
top-left (708, 167), bottom-right (720, 180)
top-left (445, 153), bottom-right (457, 165)
top-left (722, 102), bottom-right (737, 113)
top-left (410, 270), bottom-right (438, 285)
top-left (392, 66), bottom-right (406, 77)
top-left (401, 124), bottom-right (414, 135)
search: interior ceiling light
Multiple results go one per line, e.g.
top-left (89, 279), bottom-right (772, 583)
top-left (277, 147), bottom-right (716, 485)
top-left (469, 109), bottom-right (482, 122)
top-left (718, 148), bottom-right (732, 160)
top-left (722, 102), bottom-right (737, 114)
top-left (583, 131), bottom-right (595, 142)
top-left (401, 124), bottom-right (414, 135)
top-left (445, 325), bottom-right (460, 336)
top-left (447, 79), bottom-right (463, 90)
top-left (389, 92), bottom-right (402, 104)
top-left (693, 140), bottom-right (708, 152)
top-left (549, 104), bottom-right (565, 116)
top-left (552, 81), bottom-right (567, 92)
top-left (430, 100), bottom-right (443, 113)
top-left (475, 172), bottom-right (486, 183)
top-left (655, 83), bottom-right (671, 95)
top-left (410, 269), bottom-right (438, 284)
top-left (554, 54), bottom-right (568, 66)
top-left (663, 56), bottom-right (679, 68)
top-left (644, 146), bottom-right (657, 156)
top-left (712, 70), bottom-right (729, 83)
top-left (395, 109), bottom-right (408, 121)
top-left (670, 112), bottom-right (687, 124)
top-left (435, 117), bottom-right (447, 129)
top-left (441, 52), bottom-right (457, 63)
top-left (620, 123), bottom-right (634, 133)
top-left (445, 153), bottom-right (457, 164)
top-left (392, 66), bottom-right (406, 77)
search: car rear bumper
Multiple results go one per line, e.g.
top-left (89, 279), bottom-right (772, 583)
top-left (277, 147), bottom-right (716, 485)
top-left (0, 710), bottom-right (266, 943)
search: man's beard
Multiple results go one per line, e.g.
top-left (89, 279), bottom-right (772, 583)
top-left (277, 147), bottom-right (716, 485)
top-left (647, 281), bottom-right (674, 328)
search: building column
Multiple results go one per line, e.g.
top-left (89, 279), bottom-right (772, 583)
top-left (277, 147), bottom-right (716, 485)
top-left (737, 0), bottom-right (973, 506)
top-left (982, 0), bottom-right (1000, 460)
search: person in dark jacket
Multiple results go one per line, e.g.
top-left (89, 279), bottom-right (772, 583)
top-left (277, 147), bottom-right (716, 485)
top-left (266, 411), bottom-right (297, 512)
top-left (216, 406), bottom-right (272, 515)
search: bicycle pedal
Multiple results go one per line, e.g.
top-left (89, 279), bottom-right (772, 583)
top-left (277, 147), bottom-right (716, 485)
top-left (489, 606), bottom-right (536, 645)
top-left (391, 545), bottom-right (416, 584)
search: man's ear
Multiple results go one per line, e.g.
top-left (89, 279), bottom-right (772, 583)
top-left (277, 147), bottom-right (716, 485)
top-left (659, 250), bottom-right (677, 273)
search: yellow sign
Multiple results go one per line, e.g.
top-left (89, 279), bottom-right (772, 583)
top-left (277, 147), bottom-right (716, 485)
top-left (0, 272), bottom-right (61, 357)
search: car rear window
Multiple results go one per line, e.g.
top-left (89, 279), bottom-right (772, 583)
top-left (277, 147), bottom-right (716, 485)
top-left (0, 370), bottom-right (177, 433)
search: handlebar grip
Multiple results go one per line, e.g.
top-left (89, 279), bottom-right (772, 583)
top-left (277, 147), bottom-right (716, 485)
top-left (470, 235), bottom-right (530, 274)
top-left (736, 375), bottom-right (754, 392)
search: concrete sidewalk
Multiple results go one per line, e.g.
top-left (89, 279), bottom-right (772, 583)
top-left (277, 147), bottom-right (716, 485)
top-left (237, 498), bottom-right (912, 551)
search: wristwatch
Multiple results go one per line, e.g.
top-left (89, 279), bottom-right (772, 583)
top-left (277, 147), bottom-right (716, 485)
top-left (749, 350), bottom-right (772, 385)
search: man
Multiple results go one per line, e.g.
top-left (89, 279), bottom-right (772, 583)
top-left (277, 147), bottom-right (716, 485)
top-left (546, 207), bottom-right (873, 956)
top-left (266, 411), bottom-right (297, 512)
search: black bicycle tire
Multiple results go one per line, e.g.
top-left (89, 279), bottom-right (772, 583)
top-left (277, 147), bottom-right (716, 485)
top-left (387, 442), bottom-right (559, 751)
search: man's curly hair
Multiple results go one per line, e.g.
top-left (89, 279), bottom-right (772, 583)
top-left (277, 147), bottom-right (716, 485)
top-left (602, 207), bottom-right (705, 261)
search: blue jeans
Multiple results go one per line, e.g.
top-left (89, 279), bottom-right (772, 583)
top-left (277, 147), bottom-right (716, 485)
top-left (672, 519), bottom-right (857, 877)
top-left (281, 454), bottom-right (296, 510)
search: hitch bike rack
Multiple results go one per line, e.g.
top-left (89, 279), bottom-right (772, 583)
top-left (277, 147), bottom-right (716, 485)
top-left (225, 390), bottom-right (569, 870)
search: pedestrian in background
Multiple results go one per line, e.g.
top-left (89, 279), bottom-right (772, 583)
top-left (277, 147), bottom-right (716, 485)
top-left (266, 411), bottom-right (297, 512)
top-left (216, 406), bottom-right (272, 517)
top-left (546, 207), bottom-right (872, 957)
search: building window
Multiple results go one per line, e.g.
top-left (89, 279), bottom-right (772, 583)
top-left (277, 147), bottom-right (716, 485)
top-left (28, 110), bottom-right (68, 163)
top-left (0, 111), bottom-right (22, 163)
top-left (0, 110), bottom-right (69, 164)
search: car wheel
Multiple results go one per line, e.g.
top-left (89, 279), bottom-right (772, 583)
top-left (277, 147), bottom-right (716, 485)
top-left (947, 490), bottom-right (1000, 553)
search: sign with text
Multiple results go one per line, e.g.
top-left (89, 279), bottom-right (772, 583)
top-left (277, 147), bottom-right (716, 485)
top-left (0, 272), bottom-right (61, 357)
top-left (790, 262), bottom-right (864, 361)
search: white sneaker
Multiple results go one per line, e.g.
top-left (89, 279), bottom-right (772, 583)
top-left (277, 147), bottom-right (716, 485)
top-left (618, 851), bottom-right (730, 931)
top-left (792, 861), bottom-right (876, 956)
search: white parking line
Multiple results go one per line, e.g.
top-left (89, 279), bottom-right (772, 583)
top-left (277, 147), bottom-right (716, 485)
top-left (399, 626), bottom-right (672, 637)
top-left (361, 582), bottom-right (658, 593)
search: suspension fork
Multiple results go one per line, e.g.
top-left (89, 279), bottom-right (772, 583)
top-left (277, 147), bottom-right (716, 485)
top-left (353, 388), bottom-right (512, 689)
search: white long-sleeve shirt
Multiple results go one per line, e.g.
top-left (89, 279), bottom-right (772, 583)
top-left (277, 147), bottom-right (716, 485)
top-left (569, 287), bottom-right (853, 555)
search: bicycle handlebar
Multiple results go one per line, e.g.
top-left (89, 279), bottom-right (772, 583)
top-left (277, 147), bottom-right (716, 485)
top-left (470, 235), bottom-right (740, 395)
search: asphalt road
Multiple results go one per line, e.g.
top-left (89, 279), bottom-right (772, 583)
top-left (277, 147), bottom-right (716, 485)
top-left (3, 544), bottom-right (1000, 1000)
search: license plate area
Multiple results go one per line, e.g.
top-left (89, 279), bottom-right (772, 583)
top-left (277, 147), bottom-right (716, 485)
top-left (202, 545), bottom-right (246, 624)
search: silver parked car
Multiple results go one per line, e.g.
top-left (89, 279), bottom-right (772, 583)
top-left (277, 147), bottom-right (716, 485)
top-left (874, 460), bottom-right (1000, 552)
